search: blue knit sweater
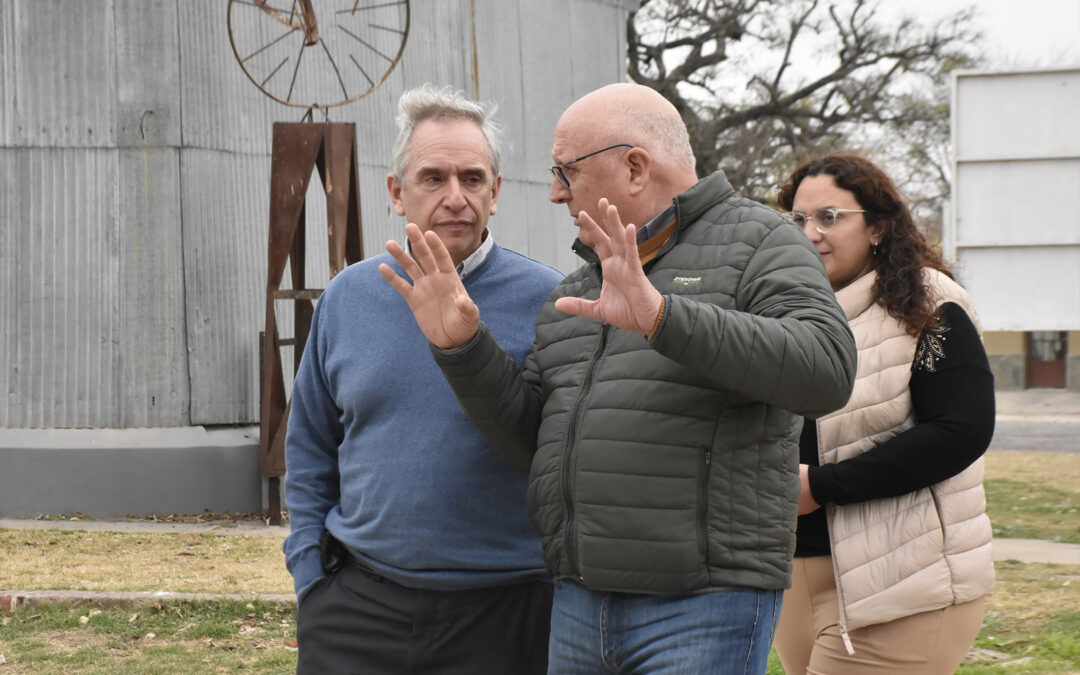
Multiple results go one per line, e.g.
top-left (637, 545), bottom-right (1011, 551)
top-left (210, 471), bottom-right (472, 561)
top-left (283, 242), bottom-right (563, 602)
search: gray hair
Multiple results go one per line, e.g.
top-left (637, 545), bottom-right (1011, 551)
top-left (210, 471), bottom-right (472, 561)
top-left (618, 108), bottom-right (696, 173)
top-left (391, 84), bottom-right (502, 179)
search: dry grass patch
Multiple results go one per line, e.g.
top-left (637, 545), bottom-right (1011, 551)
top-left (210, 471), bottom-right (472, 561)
top-left (0, 530), bottom-right (291, 595)
top-left (985, 450), bottom-right (1080, 494)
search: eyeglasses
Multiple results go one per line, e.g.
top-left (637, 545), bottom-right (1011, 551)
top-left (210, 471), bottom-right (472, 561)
top-left (550, 144), bottom-right (634, 189)
top-left (790, 208), bottom-right (867, 234)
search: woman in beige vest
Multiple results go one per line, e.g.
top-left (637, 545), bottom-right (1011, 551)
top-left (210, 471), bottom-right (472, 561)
top-left (773, 153), bottom-right (995, 674)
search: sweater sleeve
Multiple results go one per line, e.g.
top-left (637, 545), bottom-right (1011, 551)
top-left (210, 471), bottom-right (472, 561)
top-left (808, 303), bottom-right (996, 506)
top-left (281, 298), bottom-right (344, 604)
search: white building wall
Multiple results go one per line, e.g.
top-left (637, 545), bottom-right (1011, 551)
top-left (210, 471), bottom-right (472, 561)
top-left (949, 68), bottom-right (1080, 332)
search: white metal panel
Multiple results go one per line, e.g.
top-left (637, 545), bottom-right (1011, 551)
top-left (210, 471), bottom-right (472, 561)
top-left (179, 0), bottom-right (276, 156)
top-left (181, 149), bottom-right (269, 425)
top-left (477, 1), bottom-right (527, 176)
top-left (3, 0), bottom-right (117, 148)
top-left (0, 2), bottom-right (15, 146)
top-left (955, 69), bottom-right (1080, 161)
top-left (955, 159), bottom-right (1080, 246)
top-left (115, 0), bottom-right (182, 148)
top-left (397, 2), bottom-right (472, 96)
top-left (117, 147), bottom-right (190, 426)
top-left (491, 178), bottom-right (577, 274)
top-left (357, 162), bottom-right (402, 262)
top-left (488, 177), bottom-right (535, 263)
top-left (957, 247), bottom-right (1080, 331)
top-left (0, 150), bottom-right (18, 422)
top-left (471, 0), bottom-right (533, 258)
top-left (569, 0), bottom-right (631, 97)
top-left (519, 0), bottom-right (579, 179)
top-left (0, 149), bottom-right (120, 427)
top-left (348, 85), bottom-right (402, 166)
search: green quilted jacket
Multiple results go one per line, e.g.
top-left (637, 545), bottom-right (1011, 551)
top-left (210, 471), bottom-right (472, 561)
top-left (435, 171), bottom-right (856, 594)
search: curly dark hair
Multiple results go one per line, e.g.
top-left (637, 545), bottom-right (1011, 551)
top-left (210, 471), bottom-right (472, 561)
top-left (777, 152), bottom-right (953, 336)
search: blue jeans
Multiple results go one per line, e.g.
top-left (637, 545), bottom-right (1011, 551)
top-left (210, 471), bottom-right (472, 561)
top-left (548, 580), bottom-right (781, 674)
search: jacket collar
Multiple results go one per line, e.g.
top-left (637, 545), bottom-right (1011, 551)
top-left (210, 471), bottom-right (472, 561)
top-left (571, 171), bottom-right (736, 264)
top-left (673, 171), bottom-right (735, 227)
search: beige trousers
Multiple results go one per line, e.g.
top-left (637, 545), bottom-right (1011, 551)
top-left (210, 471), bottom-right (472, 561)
top-left (774, 556), bottom-right (986, 675)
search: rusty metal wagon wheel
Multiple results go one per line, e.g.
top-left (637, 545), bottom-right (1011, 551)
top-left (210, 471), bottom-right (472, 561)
top-left (227, 0), bottom-right (410, 110)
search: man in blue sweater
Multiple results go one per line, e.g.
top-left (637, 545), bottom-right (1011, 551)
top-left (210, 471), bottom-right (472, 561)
top-left (283, 84), bottom-right (563, 674)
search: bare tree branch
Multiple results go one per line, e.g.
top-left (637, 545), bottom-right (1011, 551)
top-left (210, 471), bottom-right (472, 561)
top-left (627, 0), bottom-right (982, 219)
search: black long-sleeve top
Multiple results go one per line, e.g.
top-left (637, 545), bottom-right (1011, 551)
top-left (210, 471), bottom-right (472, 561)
top-left (795, 302), bottom-right (996, 557)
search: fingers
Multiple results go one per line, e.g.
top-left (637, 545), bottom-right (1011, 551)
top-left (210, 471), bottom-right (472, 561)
top-left (554, 296), bottom-right (600, 320)
top-left (574, 209), bottom-right (606, 250)
top-left (405, 224), bottom-right (458, 276)
top-left (403, 223), bottom-right (439, 275)
top-left (385, 234), bottom-right (424, 281)
top-left (378, 262), bottom-right (413, 298)
top-left (385, 224), bottom-right (459, 279)
top-left (423, 230), bottom-right (459, 274)
top-left (455, 292), bottom-right (481, 326)
top-left (579, 199), bottom-right (637, 258)
top-left (602, 201), bottom-right (634, 260)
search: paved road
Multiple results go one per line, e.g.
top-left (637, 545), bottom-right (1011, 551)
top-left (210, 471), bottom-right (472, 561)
top-left (991, 415), bottom-right (1080, 454)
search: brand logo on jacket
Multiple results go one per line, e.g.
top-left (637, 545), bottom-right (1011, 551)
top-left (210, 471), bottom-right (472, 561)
top-left (673, 276), bottom-right (703, 285)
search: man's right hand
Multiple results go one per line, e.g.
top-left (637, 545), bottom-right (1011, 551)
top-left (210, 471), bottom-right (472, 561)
top-left (379, 223), bottom-right (480, 349)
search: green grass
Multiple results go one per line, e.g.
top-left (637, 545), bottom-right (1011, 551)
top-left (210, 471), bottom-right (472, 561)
top-left (5, 564), bottom-right (1076, 674)
top-left (0, 599), bottom-right (297, 674)
top-left (985, 479), bottom-right (1080, 544)
top-left (2, 449), bottom-right (1076, 672)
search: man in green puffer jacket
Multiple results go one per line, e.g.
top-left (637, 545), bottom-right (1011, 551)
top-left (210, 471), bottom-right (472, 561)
top-left (380, 83), bottom-right (857, 674)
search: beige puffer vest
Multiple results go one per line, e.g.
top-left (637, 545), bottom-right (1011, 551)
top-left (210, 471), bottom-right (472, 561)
top-left (817, 269), bottom-right (994, 642)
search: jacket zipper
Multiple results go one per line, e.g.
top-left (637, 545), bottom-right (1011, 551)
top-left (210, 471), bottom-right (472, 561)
top-left (827, 502), bottom-right (855, 655)
top-left (697, 449), bottom-right (711, 557)
top-left (819, 418), bottom-right (855, 655)
top-left (562, 322), bottom-right (610, 582)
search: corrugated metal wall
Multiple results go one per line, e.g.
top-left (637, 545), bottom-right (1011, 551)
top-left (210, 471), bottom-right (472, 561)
top-left (0, 0), bottom-right (635, 429)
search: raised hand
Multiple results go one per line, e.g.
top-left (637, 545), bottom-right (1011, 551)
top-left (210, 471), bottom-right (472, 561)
top-left (379, 224), bottom-right (480, 349)
top-left (554, 199), bottom-right (663, 335)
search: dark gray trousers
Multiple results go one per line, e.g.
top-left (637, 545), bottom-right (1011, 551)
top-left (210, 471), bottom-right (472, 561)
top-left (297, 562), bottom-right (552, 675)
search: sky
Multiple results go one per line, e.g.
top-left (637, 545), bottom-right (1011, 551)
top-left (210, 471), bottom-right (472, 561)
top-left (894, 0), bottom-right (1080, 69)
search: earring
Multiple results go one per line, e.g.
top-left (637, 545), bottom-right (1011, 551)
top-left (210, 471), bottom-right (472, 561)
top-left (871, 241), bottom-right (880, 256)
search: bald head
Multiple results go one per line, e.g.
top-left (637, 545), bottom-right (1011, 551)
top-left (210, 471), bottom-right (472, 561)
top-left (550, 83), bottom-right (699, 229)
top-left (563, 84), bottom-right (696, 174)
